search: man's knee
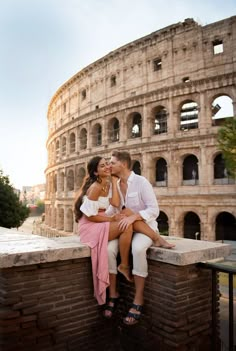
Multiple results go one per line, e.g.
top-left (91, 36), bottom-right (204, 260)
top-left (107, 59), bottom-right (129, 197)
top-left (132, 233), bottom-right (152, 257)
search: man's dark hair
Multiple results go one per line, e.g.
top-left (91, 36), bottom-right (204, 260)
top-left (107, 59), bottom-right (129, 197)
top-left (111, 151), bottom-right (132, 169)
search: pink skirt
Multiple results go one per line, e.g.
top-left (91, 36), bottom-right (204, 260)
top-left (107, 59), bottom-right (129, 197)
top-left (78, 214), bottom-right (110, 305)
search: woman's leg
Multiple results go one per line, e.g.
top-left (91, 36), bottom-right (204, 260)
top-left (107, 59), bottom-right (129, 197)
top-left (121, 208), bottom-right (175, 248)
top-left (109, 222), bottom-right (133, 282)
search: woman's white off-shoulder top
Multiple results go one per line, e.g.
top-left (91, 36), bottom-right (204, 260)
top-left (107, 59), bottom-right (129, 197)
top-left (80, 196), bottom-right (110, 217)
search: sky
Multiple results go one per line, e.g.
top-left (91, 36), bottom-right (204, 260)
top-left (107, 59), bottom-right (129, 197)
top-left (0, 0), bottom-right (235, 190)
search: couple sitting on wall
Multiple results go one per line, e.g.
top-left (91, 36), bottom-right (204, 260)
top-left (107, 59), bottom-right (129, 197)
top-left (74, 150), bottom-right (175, 326)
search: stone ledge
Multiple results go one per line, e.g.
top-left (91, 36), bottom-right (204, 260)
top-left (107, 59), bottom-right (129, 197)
top-left (0, 227), bottom-right (231, 268)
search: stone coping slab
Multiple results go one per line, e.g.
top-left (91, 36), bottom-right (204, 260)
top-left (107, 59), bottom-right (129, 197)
top-left (0, 228), bottom-right (231, 268)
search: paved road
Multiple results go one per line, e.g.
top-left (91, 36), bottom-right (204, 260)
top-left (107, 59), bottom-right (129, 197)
top-left (18, 216), bottom-right (40, 234)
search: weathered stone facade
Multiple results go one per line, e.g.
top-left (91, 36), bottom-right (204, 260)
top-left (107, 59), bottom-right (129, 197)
top-left (45, 16), bottom-right (236, 240)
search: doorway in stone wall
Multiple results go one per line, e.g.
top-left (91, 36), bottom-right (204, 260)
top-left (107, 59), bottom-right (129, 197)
top-left (156, 211), bottom-right (169, 236)
top-left (184, 211), bottom-right (201, 240)
top-left (215, 212), bottom-right (236, 241)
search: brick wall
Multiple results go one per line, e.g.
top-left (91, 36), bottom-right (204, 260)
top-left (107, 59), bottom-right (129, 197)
top-left (0, 258), bottom-right (218, 351)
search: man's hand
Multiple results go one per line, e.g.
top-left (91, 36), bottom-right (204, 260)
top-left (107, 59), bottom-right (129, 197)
top-left (118, 214), bottom-right (137, 231)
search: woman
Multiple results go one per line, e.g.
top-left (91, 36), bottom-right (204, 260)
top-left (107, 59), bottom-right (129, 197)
top-left (74, 156), bottom-right (134, 305)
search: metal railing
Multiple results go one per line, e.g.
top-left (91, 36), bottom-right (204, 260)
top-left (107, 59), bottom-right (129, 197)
top-left (199, 261), bottom-right (236, 351)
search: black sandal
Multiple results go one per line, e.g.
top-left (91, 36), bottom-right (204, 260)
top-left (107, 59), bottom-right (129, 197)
top-left (103, 297), bottom-right (120, 319)
top-left (123, 303), bottom-right (143, 325)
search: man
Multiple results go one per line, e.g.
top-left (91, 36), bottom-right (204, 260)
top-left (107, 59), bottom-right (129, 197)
top-left (105, 150), bottom-right (174, 325)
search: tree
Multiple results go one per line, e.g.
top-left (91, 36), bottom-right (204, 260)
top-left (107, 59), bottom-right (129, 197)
top-left (217, 117), bottom-right (236, 177)
top-left (0, 170), bottom-right (29, 228)
top-left (36, 199), bottom-right (45, 214)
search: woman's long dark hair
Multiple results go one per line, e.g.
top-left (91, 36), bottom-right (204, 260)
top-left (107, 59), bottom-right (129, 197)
top-left (74, 156), bottom-right (102, 222)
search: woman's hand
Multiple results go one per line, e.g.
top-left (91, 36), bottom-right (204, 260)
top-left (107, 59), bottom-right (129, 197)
top-left (111, 213), bottom-right (126, 222)
top-left (111, 175), bottom-right (119, 184)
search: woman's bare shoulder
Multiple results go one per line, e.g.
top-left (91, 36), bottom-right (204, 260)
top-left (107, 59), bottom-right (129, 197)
top-left (87, 182), bottom-right (102, 200)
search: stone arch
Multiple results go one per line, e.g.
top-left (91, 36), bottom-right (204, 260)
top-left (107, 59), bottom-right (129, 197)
top-left (65, 208), bottom-right (73, 232)
top-left (92, 123), bottom-right (102, 146)
top-left (155, 158), bottom-right (168, 186)
top-left (59, 171), bottom-right (65, 192)
top-left (52, 207), bottom-right (57, 228)
top-left (45, 205), bottom-right (51, 226)
top-left (183, 211), bottom-right (201, 239)
top-left (76, 166), bottom-right (86, 189)
top-left (51, 142), bottom-right (55, 164)
top-left (57, 207), bottom-right (64, 231)
top-left (179, 100), bottom-right (199, 130)
top-left (108, 117), bottom-right (120, 142)
top-left (128, 112), bottom-right (142, 138)
top-left (56, 140), bottom-right (60, 161)
top-left (132, 160), bottom-right (141, 175)
top-left (49, 173), bottom-right (54, 194)
top-left (214, 153), bottom-right (227, 181)
top-left (156, 211), bottom-right (169, 235)
top-left (215, 211), bottom-right (236, 241)
top-left (182, 154), bottom-right (199, 185)
top-left (69, 132), bottom-right (76, 153)
top-left (53, 173), bottom-right (57, 192)
top-left (67, 169), bottom-right (75, 191)
top-left (62, 136), bottom-right (67, 156)
top-left (213, 152), bottom-right (235, 185)
top-left (152, 105), bottom-right (168, 135)
top-left (79, 128), bottom-right (87, 150)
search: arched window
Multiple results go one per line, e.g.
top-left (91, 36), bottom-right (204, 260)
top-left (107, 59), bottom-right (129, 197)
top-left (156, 211), bottom-right (169, 235)
top-left (76, 167), bottom-right (86, 189)
top-left (67, 169), bottom-right (74, 191)
top-left (180, 101), bottom-right (198, 130)
top-left (69, 133), bottom-right (76, 153)
top-left (213, 154), bottom-right (235, 185)
top-left (184, 212), bottom-right (201, 239)
top-left (153, 107), bottom-right (168, 134)
top-left (214, 154), bottom-right (226, 179)
top-left (92, 124), bottom-right (102, 146)
top-left (109, 118), bottom-right (120, 142)
top-left (132, 161), bottom-right (141, 175)
top-left (212, 95), bottom-right (234, 126)
top-left (182, 155), bottom-right (199, 185)
top-left (216, 212), bottom-right (236, 241)
top-left (80, 128), bottom-right (87, 150)
top-left (131, 113), bottom-right (142, 138)
top-left (155, 158), bottom-right (167, 186)
top-left (62, 137), bottom-right (66, 156)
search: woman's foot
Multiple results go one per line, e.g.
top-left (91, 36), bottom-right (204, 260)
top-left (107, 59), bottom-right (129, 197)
top-left (103, 296), bottom-right (119, 319)
top-left (118, 264), bottom-right (133, 282)
top-left (123, 303), bottom-right (143, 325)
top-left (153, 235), bottom-right (175, 249)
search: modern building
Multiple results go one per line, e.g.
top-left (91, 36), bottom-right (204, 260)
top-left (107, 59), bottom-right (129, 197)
top-left (44, 16), bottom-right (236, 240)
top-left (21, 184), bottom-right (45, 205)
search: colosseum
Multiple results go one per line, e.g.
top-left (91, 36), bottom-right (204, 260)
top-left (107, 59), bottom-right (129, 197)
top-left (44, 15), bottom-right (236, 241)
